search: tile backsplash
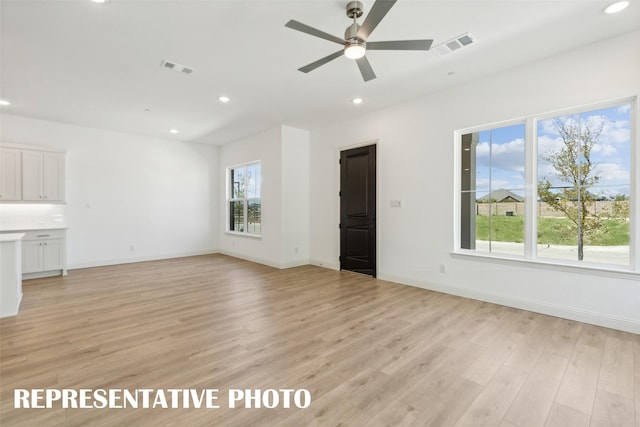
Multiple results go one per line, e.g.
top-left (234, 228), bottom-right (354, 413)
top-left (0, 204), bottom-right (66, 230)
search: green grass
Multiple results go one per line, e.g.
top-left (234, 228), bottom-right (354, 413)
top-left (475, 216), bottom-right (629, 246)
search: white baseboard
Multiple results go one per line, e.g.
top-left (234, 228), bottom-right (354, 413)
top-left (309, 259), bottom-right (340, 271)
top-left (67, 250), bottom-right (218, 270)
top-left (218, 249), bottom-right (309, 270)
top-left (377, 273), bottom-right (640, 335)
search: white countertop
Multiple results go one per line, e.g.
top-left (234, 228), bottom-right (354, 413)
top-left (0, 225), bottom-right (68, 232)
top-left (0, 233), bottom-right (26, 242)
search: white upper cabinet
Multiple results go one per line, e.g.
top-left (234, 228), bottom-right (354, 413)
top-left (21, 150), bottom-right (65, 202)
top-left (0, 148), bottom-right (22, 201)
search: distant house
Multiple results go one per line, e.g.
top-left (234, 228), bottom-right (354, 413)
top-left (477, 189), bottom-right (524, 203)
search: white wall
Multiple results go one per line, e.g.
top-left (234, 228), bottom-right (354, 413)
top-left (281, 126), bottom-right (310, 267)
top-left (0, 115), bottom-right (218, 268)
top-left (218, 125), bottom-right (310, 268)
top-left (309, 30), bottom-right (640, 333)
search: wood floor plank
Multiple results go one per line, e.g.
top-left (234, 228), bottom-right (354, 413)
top-left (504, 350), bottom-right (569, 427)
top-left (544, 403), bottom-right (590, 427)
top-left (0, 254), bottom-right (637, 427)
top-left (591, 389), bottom-right (635, 427)
top-left (598, 335), bottom-right (635, 400)
top-left (453, 365), bottom-right (527, 426)
top-left (554, 343), bottom-right (603, 415)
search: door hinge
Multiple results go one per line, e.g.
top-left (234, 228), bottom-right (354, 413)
top-left (339, 191), bottom-right (341, 197)
top-left (338, 158), bottom-right (342, 164)
top-left (339, 223), bottom-right (341, 229)
top-left (339, 255), bottom-right (342, 261)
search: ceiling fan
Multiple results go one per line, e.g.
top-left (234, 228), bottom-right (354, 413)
top-left (285, 0), bottom-right (433, 82)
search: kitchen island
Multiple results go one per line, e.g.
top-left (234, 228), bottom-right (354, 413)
top-left (0, 233), bottom-right (24, 317)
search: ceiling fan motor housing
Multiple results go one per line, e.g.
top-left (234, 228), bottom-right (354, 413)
top-left (345, 22), bottom-right (364, 42)
top-left (346, 1), bottom-right (364, 19)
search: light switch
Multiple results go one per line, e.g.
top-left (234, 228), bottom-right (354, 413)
top-left (390, 200), bottom-right (402, 208)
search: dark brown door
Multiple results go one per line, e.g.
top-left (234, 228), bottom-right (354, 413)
top-left (340, 144), bottom-right (376, 276)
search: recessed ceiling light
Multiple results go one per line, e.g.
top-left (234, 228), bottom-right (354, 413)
top-left (351, 98), bottom-right (363, 105)
top-left (604, 1), bottom-right (629, 13)
top-left (169, 129), bottom-right (179, 134)
top-left (218, 96), bottom-right (230, 103)
top-left (91, 0), bottom-right (109, 3)
top-left (0, 99), bottom-right (10, 106)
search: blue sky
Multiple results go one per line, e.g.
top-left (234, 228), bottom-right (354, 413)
top-left (473, 103), bottom-right (631, 199)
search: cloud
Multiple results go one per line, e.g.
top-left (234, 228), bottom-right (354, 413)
top-left (476, 137), bottom-right (525, 173)
top-left (616, 104), bottom-right (631, 115)
top-left (475, 178), bottom-right (521, 192)
top-left (594, 162), bottom-right (630, 183)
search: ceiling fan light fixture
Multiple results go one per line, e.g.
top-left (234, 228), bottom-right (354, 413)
top-left (344, 42), bottom-right (366, 59)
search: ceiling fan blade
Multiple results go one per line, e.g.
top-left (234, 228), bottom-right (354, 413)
top-left (356, 56), bottom-right (376, 82)
top-left (357, 0), bottom-right (397, 40)
top-left (298, 50), bottom-right (344, 73)
top-left (285, 20), bottom-right (345, 45)
top-left (367, 39), bottom-right (433, 51)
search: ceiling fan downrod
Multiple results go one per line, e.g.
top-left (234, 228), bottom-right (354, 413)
top-left (344, 1), bottom-right (366, 59)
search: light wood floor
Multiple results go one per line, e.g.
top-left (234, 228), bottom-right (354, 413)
top-left (1, 254), bottom-right (638, 427)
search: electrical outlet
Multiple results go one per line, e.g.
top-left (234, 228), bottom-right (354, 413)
top-left (439, 264), bottom-right (446, 273)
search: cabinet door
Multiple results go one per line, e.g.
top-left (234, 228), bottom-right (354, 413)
top-left (43, 239), bottom-right (64, 270)
top-left (0, 148), bottom-right (22, 201)
top-left (43, 152), bottom-right (65, 201)
top-left (22, 150), bottom-right (44, 201)
top-left (23, 240), bottom-right (44, 273)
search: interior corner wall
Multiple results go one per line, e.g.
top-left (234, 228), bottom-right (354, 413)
top-left (0, 114), bottom-right (219, 269)
top-left (218, 127), bottom-right (284, 267)
top-left (281, 125), bottom-right (310, 267)
top-left (308, 30), bottom-right (640, 333)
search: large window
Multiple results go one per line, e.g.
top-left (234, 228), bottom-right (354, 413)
top-left (458, 99), bottom-right (635, 270)
top-left (227, 161), bottom-right (261, 235)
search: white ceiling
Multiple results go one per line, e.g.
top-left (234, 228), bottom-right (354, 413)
top-left (1, 0), bottom-right (639, 145)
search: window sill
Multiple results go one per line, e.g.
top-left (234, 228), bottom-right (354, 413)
top-left (225, 231), bottom-right (262, 239)
top-left (451, 250), bottom-right (639, 281)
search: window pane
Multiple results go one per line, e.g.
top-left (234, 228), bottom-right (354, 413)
top-left (246, 163), bottom-right (261, 199)
top-left (461, 124), bottom-right (525, 255)
top-left (247, 199), bottom-right (261, 235)
top-left (537, 104), bottom-right (631, 265)
top-left (229, 201), bottom-right (245, 232)
top-left (231, 167), bottom-right (244, 199)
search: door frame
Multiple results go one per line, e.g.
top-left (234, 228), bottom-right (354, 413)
top-left (336, 139), bottom-right (379, 276)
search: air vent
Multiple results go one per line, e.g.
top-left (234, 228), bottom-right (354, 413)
top-left (432, 33), bottom-right (475, 56)
top-left (160, 60), bottom-right (194, 75)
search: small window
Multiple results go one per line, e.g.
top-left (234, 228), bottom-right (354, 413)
top-left (227, 162), bottom-right (261, 235)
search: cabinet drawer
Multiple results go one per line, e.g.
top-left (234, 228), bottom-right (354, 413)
top-left (22, 229), bottom-right (66, 240)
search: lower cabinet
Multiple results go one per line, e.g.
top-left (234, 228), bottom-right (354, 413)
top-left (21, 229), bottom-right (66, 278)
